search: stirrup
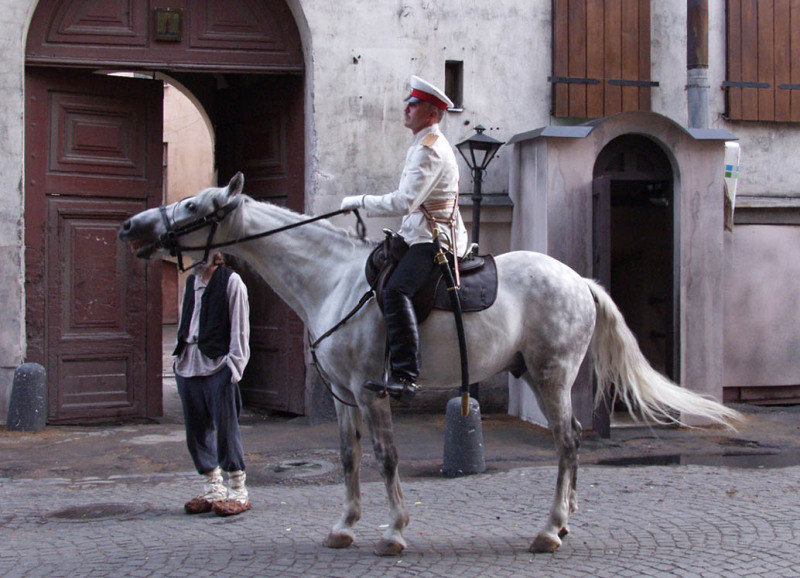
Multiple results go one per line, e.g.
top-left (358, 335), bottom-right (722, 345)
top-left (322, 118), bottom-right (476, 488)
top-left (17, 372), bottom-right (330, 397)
top-left (363, 378), bottom-right (419, 402)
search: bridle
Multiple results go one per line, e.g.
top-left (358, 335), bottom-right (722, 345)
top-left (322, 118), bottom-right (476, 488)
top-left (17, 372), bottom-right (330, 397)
top-left (155, 196), bottom-right (367, 271)
top-left (157, 197), bottom-right (240, 271)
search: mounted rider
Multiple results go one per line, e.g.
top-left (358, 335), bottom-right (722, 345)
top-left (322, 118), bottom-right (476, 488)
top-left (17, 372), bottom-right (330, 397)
top-left (340, 75), bottom-right (467, 400)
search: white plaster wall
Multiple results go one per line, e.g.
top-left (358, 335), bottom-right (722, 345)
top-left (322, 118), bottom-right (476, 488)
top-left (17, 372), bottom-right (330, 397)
top-left (301, 0), bottom-right (552, 224)
top-left (724, 225), bottom-right (800, 389)
top-left (650, 1), bottom-right (688, 127)
top-left (0, 0), bottom-right (35, 422)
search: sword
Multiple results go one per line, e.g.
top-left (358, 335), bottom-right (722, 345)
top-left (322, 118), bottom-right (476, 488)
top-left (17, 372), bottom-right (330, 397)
top-left (432, 230), bottom-right (471, 417)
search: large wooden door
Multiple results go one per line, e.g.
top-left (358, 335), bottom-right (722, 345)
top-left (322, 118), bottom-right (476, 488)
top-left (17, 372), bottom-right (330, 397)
top-left (25, 68), bottom-right (163, 423)
top-left (215, 75), bottom-right (306, 414)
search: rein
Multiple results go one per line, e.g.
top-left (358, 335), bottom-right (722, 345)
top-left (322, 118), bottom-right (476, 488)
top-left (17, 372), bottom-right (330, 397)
top-left (308, 288), bottom-right (377, 408)
top-left (158, 198), bottom-right (367, 271)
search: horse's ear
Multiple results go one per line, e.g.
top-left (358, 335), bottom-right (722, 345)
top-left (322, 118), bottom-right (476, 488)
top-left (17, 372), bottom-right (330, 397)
top-left (227, 172), bottom-right (245, 197)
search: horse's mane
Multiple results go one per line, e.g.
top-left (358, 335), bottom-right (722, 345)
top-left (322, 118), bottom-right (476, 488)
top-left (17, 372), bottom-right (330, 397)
top-left (240, 194), bottom-right (376, 247)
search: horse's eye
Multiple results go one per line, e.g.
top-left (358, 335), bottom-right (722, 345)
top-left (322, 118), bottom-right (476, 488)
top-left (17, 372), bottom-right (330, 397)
top-left (186, 202), bottom-right (197, 213)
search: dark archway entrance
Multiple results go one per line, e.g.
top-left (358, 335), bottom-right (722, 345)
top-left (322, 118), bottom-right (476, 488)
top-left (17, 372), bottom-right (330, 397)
top-left (593, 135), bottom-right (677, 426)
top-left (25, 0), bottom-right (306, 423)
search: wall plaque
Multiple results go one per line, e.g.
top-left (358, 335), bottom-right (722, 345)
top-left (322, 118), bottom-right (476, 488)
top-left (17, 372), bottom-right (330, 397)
top-left (154, 8), bottom-right (182, 42)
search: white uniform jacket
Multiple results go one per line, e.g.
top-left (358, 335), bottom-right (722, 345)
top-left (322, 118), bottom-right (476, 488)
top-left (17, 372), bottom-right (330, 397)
top-left (362, 124), bottom-right (468, 256)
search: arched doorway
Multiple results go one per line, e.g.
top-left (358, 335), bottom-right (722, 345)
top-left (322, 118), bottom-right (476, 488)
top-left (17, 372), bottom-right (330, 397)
top-left (24, 0), bottom-right (306, 423)
top-left (593, 135), bottom-right (677, 420)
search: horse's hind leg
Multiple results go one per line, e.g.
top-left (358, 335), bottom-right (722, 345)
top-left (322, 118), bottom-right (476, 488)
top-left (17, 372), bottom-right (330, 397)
top-left (360, 394), bottom-right (409, 556)
top-left (523, 363), bottom-right (583, 554)
top-left (560, 415), bottom-right (582, 535)
top-left (324, 402), bottom-right (364, 549)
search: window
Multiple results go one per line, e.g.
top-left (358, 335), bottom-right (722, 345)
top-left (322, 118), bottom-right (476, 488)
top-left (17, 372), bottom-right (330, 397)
top-left (550, 0), bottom-right (655, 118)
top-left (725, 0), bottom-right (800, 122)
top-left (445, 60), bottom-right (464, 110)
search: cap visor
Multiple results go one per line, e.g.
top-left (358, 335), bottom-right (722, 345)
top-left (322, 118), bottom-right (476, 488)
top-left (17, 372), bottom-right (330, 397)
top-left (405, 96), bottom-right (422, 103)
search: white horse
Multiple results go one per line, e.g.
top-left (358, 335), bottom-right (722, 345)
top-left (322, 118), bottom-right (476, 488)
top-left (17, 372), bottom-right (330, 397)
top-left (119, 173), bottom-right (741, 556)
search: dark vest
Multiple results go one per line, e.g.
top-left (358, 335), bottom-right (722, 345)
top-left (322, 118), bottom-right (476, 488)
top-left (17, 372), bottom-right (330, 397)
top-left (173, 266), bottom-right (234, 359)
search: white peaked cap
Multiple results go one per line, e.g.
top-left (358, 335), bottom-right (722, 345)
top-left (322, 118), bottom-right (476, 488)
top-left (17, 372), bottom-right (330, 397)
top-left (405, 75), bottom-right (454, 110)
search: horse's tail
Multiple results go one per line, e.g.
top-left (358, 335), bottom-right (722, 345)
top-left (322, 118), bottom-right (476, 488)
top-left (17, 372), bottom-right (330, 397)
top-left (585, 278), bottom-right (741, 429)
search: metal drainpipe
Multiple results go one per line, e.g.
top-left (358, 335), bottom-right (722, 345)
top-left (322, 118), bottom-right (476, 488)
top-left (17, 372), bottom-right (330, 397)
top-left (687, 0), bottom-right (709, 128)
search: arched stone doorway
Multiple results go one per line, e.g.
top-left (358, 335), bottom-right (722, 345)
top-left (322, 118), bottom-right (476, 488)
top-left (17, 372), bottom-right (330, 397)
top-left (593, 135), bottom-right (677, 383)
top-left (24, 0), bottom-right (306, 423)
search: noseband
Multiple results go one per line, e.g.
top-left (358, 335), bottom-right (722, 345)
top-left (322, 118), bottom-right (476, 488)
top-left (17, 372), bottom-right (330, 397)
top-left (157, 197), bottom-right (367, 272)
top-left (158, 198), bottom-right (242, 271)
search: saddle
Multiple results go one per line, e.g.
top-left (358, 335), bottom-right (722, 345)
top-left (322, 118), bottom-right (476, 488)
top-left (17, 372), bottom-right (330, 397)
top-left (364, 231), bottom-right (498, 324)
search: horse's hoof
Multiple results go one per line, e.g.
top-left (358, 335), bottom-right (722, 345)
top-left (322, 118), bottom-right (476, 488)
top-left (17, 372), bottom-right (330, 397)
top-left (374, 539), bottom-right (405, 556)
top-left (558, 525), bottom-right (570, 538)
top-left (323, 532), bottom-right (354, 549)
top-left (529, 533), bottom-right (561, 553)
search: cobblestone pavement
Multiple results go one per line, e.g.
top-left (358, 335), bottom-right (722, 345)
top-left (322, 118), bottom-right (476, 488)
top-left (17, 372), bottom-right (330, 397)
top-left (1, 462), bottom-right (799, 577)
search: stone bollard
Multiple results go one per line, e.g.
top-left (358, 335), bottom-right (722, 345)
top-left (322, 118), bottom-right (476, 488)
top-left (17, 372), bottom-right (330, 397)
top-left (441, 396), bottom-right (486, 477)
top-left (7, 363), bottom-right (47, 431)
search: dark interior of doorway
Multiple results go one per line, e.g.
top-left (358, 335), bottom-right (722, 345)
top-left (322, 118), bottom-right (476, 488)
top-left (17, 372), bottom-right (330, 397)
top-left (594, 135), bottom-right (676, 416)
top-left (610, 179), bottom-right (674, 381)
top-left (164, 71), bottom-right (307, 416)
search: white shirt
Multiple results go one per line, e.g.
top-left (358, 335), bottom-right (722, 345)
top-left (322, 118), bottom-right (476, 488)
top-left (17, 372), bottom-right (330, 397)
top-left (362, 124), bottom-right (468, 256)
top-left (173, 271), bottom-right (250, 383)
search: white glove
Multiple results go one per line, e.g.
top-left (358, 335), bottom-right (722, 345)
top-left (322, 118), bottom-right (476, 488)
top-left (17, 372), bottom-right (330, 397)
top-left (340, 195), bottom-right (365, 211)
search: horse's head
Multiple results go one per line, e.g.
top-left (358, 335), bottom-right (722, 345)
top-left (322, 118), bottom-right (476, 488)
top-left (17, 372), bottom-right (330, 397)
top-left (119, 172), bottom-right (245, 267)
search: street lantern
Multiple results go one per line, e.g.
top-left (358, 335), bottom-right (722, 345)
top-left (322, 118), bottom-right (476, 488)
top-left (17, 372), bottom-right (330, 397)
top-left (456, 125), bottom-right (504, 248)
top-left (454, 125), bottom-right (503, 407)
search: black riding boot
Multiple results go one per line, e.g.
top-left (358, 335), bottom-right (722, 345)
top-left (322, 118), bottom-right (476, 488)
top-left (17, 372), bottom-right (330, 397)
top-left (364, 289), bottom-right (420, 401)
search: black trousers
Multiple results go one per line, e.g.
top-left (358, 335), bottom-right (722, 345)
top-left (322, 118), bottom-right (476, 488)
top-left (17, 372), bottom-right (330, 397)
top-left (385, 242), bottom-right (438, 296)
top-left (176, 366), bottom-right (245, 474)
top-left (382, 242), bottom-right (437, 382)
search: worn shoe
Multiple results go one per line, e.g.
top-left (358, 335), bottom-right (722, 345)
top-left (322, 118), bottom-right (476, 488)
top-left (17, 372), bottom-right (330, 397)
top-left (184, 467), bottom-right (226, 515)
top-left (212, 498), bottom-right (252, 516)
top-left (212, 470), bottom-right (251, 517)
top-left (363, 378), bottom-right (420, 402)
top-left (184, 496), bottom-right (215, 514)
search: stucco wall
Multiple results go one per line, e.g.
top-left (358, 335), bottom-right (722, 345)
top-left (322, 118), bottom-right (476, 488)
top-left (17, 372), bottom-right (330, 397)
top-left (300, 0), bottom-right (551, 223)
top-left (724, 225), bottom-right (800, 388)
top-left (0, 0), bottom-right (34, 422)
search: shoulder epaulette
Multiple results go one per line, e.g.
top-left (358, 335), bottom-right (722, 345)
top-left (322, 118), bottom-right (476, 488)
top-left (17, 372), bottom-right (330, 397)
top-left (421, 133), bottom-right (439, 147)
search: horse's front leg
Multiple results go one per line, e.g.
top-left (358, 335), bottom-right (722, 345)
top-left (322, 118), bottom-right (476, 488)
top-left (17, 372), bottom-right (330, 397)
top-left (324, 402), bottom-right (364, 549)
top-left (360, 393), bottom-right (409, 556)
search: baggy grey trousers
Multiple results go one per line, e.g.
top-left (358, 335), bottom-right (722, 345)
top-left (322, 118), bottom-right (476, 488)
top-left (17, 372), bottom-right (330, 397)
top-left (176, 366), bottom-right (245, 474)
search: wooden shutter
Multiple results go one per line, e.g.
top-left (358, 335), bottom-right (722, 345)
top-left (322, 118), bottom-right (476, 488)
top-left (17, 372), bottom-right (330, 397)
top-left (726, 0), bottom-right (800, 122)
top-left (552, 0), bottom-right (654, 118)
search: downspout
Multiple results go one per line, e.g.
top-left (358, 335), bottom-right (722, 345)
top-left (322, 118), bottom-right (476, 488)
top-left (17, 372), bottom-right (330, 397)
top-left (687, 0), bottom-right (709, 128)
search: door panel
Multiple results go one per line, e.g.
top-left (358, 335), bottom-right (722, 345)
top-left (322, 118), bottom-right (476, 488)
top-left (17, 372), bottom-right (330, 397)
top-left (216, 75), bottom-right (305, 414)
top-left (26, 68), bottom-right (163, 423)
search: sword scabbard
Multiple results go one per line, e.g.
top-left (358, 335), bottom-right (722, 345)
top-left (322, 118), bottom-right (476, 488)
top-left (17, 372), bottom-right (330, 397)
top-left (433, 230), bottom-right (471, 416)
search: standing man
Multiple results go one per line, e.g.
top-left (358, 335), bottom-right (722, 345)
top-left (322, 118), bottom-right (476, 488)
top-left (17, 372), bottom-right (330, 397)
top-left (340, 75), bottom-right (467, 401)
top-left (174, 251), bottom-right (252, 516)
